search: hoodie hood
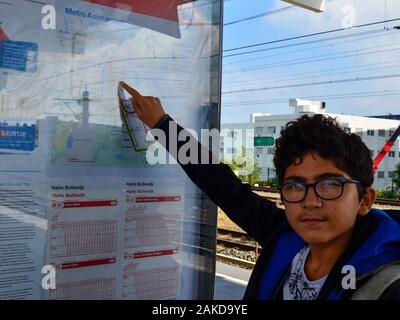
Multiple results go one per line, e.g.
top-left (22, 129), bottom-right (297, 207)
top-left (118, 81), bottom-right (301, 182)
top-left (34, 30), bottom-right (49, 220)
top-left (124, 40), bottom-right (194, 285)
top-left (346, 209), bottom-right (400, 278)
top-left (326, 209), bottom-right (400, 299)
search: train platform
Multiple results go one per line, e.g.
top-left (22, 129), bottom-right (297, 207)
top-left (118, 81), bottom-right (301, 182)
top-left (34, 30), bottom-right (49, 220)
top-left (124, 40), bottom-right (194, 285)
top-left (214, 262), bottom-right (251, 300)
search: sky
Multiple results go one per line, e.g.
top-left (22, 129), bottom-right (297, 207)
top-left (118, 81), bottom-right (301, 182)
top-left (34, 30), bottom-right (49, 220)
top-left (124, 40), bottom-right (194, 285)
top-left (221, 0), bottom-right (400, 123)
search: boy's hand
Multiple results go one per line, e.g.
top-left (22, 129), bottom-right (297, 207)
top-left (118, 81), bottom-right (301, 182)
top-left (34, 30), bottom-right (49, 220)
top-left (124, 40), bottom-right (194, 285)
top-left (119, 81), bottom-right (166, 128)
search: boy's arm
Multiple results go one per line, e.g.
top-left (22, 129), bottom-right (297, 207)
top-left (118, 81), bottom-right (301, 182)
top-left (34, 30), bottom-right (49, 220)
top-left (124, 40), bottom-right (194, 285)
top-left (117, 81), bottom-right (286, 243)
top-left (153, 114), bottom-right (286, 243)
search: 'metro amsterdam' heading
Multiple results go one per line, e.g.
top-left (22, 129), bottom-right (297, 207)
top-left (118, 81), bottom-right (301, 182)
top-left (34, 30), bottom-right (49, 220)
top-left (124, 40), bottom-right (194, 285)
top-left (64, 7), bottom-right (124, 23)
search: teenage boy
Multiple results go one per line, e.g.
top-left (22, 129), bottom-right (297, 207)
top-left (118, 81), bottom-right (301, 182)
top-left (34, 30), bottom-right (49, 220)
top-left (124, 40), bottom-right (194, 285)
top-left (119, 82), bottom-right (400, 300)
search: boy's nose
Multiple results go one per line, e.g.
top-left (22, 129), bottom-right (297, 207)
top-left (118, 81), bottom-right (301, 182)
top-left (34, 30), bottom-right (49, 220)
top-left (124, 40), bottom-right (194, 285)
top-left (302, 186), bottom-right (323, 209)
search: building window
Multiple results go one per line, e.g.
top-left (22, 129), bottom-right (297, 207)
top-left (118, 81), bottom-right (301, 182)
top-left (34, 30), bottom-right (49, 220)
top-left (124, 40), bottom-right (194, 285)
top-left (389, 151), bottom-right (395, 158)
top-left (377, 171), bottom-right (385, 179)
top-left (389, 171), bottom-right (395, 178)
top-left (367, 130), bottom-right (375, 136)
top-left (267, 126), bottom-right (276, 134)
top-left (355, 128), bottom-right (363, 136)
top-left (264, 167), bottom-right (275, 179)
top-left (389, 130), bottom-right (395, 137)
top-left (378, 129), bottom-right (385, 137)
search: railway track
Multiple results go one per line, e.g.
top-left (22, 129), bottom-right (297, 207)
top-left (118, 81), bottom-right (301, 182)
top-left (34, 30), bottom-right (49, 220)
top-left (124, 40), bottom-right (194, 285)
top-left (374, 198), bottom-right (400, 206)
top-left (217, 227), bottom-right (251, 239)
top-left (217, 227), bottom-right (258, 269)
top-left (216, 253), bottom-right (255, 269)
top-left (218, 238), bottom-right (254, 251)
top-left (217, 227), bottom-right (258, 250)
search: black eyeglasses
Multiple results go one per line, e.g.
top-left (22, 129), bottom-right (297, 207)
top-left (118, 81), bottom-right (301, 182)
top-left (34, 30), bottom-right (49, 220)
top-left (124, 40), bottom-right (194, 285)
top-left (280, 177), bottom-right (361, 203)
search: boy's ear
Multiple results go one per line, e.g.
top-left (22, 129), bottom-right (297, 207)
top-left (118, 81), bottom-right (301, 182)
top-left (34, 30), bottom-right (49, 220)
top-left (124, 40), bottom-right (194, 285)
top-left (358, 187), bottom-right (376, 216)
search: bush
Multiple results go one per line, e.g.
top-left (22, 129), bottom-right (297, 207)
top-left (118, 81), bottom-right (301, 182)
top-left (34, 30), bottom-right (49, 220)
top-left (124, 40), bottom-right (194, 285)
top-left (266, 177), bottom-right (280, 188)
top-left (375, 187), bottom-right (400, 200)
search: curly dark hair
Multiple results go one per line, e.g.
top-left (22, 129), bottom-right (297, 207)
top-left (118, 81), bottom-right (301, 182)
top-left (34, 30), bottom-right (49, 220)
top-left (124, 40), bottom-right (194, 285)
top-left (273, 114), bottom-right (373, 199)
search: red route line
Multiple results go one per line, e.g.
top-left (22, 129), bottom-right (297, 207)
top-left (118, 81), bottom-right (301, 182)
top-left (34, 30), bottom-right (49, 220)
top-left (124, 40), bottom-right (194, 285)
top-left (61, 257), bottom-right (116, 270)
top-left (134, 196), bottom-right (180, 203)
top-left (53, 200), bottom-right (118, 208)
top-left (133, 249), bottom-right (178, 259)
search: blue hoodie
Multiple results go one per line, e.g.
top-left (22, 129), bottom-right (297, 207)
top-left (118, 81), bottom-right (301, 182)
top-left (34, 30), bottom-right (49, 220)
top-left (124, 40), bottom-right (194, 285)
top-left (258, 209), bottom-right (400, 300)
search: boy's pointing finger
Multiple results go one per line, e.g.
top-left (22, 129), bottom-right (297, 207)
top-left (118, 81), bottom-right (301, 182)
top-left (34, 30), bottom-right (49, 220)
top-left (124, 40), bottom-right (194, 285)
top-left (119, 81), bottom-right (143, 101)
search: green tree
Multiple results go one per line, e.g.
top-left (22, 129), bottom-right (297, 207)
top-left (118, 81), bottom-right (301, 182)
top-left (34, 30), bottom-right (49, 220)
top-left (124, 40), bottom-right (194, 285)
top-left (223, 147), bottom-right (262, 185)
top-left (393, 162), bottom-right (400, 190)
top-left (244, 160), bottom-right (262, 185)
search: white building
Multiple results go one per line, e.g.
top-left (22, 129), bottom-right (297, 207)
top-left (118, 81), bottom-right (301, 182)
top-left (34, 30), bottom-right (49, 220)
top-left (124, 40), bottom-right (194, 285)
top-left (251, 99), bottom-right (400, 189)
top-left (220, 99), bottom-right (400, 189)
top-left (220, 121), bottom-right (254, 164)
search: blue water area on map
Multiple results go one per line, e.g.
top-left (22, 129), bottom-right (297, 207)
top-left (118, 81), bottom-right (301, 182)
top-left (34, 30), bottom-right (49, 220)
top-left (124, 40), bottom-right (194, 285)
top-left (66, 136), bottom-right (73, 149)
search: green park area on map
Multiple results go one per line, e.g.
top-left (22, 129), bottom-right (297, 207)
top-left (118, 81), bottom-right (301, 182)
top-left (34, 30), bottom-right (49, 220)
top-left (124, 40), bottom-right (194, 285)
top-left (50, 119), bottom-right (149, 167)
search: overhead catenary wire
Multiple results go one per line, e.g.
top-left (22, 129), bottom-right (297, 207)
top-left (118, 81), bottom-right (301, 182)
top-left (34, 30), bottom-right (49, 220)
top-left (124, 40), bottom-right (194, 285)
top-left (223, 18), bottom-right (400, 55)
top-left (221, 2), bottom-right (400, 117)
top-left (222, 73), bottom-right (400, 94)
top-left (223, 32), bottom-right (400, 89)
top-left (222, 89), bottom-right (400, 107)
top-left (224, 44), bottom-right (400, 74)
top-left (223, 28), bottom-right (396, 62)
top-left (224, 59), bottom-right (400, 88)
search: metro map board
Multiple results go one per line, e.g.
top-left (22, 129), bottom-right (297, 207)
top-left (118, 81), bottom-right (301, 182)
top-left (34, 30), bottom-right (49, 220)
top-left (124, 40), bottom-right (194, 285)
top-left (254, 136), bottom-right (275, 147)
